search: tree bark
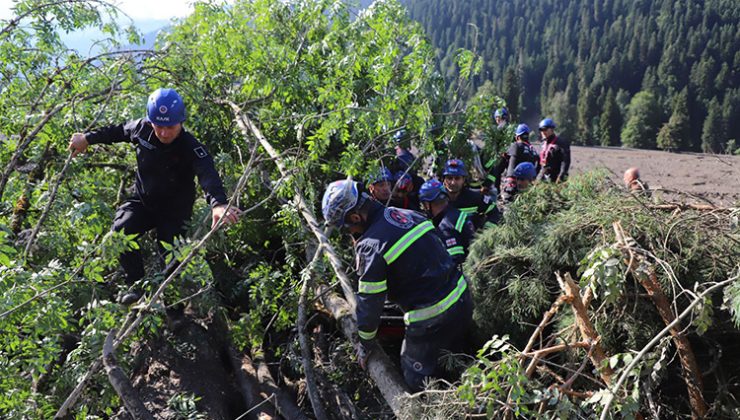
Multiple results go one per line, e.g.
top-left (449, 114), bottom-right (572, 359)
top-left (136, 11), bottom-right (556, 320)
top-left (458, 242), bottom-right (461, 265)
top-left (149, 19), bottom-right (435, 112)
top-left (253, 354), bottom-right (308, 420)
top-left (316, 284), bottom-right (412, 416)
top-left (228, 347), bottom-right (278, 420)
top-left (102, 330), bottom-right (154, 420)
top-left (557, 272), bottom-right (614, 386)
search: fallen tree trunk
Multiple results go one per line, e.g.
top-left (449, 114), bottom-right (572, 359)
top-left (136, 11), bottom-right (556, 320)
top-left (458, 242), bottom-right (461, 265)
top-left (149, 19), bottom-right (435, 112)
top-left (613, 222), bottom-right (707, 419)
top-left (297, 246), bottom-right (329, 420)
top-left (316, 284), bottom-right (411, 415)
top-left (254, 354), bottom-right (308, 420)
top-left (228, 347), bottom-right (278, 420)
top-left (102, 330), bottom-right (154, 420)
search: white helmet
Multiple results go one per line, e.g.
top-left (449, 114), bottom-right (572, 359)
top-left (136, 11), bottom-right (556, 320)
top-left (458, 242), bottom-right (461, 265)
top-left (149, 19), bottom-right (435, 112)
top-left (322, 180), bottom-right (362, 227)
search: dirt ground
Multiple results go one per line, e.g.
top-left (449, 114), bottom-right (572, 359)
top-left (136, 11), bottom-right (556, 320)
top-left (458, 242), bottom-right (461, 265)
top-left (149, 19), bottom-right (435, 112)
top-left (568, 146), bottom-right (740, 206)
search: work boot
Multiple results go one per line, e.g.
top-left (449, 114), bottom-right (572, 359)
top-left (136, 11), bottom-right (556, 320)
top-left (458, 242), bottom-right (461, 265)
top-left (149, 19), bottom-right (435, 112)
top-left (118, 289), bottom-right (143, 306)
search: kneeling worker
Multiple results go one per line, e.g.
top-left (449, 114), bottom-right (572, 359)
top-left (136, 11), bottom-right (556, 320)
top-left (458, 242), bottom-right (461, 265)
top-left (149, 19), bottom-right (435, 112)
top-left (419, 179), bottom-right (475, 266)
top-left (322, 180), bottom-right (473, 391)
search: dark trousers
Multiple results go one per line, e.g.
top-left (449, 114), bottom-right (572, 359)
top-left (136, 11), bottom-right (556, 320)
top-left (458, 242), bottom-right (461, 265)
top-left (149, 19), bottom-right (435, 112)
top-left (401, 287), bottom-right (474, 392)
top-left (112, 198), bottom-right (192, 285)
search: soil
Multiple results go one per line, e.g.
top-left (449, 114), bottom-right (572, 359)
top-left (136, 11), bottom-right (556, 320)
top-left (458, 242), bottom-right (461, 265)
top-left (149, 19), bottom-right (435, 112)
top-left (568, 146), bottom-right (740, 206)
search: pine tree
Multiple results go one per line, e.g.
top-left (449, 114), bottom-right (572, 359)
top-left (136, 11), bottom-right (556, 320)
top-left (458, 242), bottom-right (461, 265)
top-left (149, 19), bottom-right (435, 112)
top-left (701, 98), bottom-right (726, 153)
top-left (577, 83), bottom-right (597, 145)
top-left (621, 90), bottom-right (662, 149)
top-left (599, 88), bottom-right (621, 146)
top-left (502, 66), bottom-right (520, 118)
top-left (657, 88), bottom-right (690, 151)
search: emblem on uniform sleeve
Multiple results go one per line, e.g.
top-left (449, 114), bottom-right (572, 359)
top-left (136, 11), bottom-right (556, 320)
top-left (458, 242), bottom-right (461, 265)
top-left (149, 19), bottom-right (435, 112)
top-left (193, 146), bottom-right (208, 158)
top-left (445, 238), bottom-right (457, 247)
top-left (384, 208), bottom-right (413, 229)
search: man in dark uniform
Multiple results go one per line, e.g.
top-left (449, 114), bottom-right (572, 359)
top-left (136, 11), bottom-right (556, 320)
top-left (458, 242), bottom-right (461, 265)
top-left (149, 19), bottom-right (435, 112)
top-left (418, 179), bottom-right (475, 266)
top-left (322, 180), bottom-right (473, 391)
top-left (367, 167), bottom-right (393, 205)
top-left (390, 171), bottom-right (419, 210)
top-left (68, 88), bottom-right (240, 305)
top-left (442, 159), bottom-right (500, 229)
top-left (494, 107), bottom-right (509, 129)
top-left (504, 124), bottom-right (539, 177)
top-left (537, 118), bottom-right (571, 183)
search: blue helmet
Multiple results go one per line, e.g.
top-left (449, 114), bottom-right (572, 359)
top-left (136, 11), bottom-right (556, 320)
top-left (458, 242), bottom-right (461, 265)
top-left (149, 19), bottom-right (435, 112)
top-left (538, 118), bottom-right (556, 130)
top-left (392, 128), bottom-right (409, 145)
top-left (515, 123), bottom-right (531, 137)
top-left (442, 159), bottom-right (468, 177)
top-left (395, 149), bottom-right (416, 170)
top-left (394, 171), bottom-right (413, 191)
top-left (368, 167), bottom-right (393, 185)
top-left (146, 88), bottom-right (186, 126)
top-left (322, 180), bottom-right (362, 227)
top-left (513, 162), bottom-right (537, 181)
top-left (494, 107), bottom-right (509, 119)
top-left (418, 179), bottom-right (447, 202)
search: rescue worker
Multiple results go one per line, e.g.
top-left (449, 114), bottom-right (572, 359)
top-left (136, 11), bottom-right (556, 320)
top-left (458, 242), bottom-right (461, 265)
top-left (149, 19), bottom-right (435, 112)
top-left (500, 162), bottom-right (537, 204)
top-left (418, 179), bottom-right (475, 266)
top-left (394, 146), bottom-right (425, 197)
top-left (494, 107), bottom-right (509, 129)
top-left (442, 159), bottom-right (500, 229)
top-left (623, 167), bottom-right (650, 194)
top-left (504, 124), bottom-right (539, 177)
top-left (67, 88), bottom-right (241, 305)
top-left (367, 167), bottom-right (393, 205)
top-left (537, 118), bottom-right (571, 183)
top-left (390, 171), bottom-right (418, 210)
top-left (321, 180), bottom-right (473, 391)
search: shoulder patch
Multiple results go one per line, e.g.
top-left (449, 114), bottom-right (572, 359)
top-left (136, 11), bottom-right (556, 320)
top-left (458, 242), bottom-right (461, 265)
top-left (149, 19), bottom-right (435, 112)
top-left (445, 237), bottom-right (457, 247)
top-left (193, 146), bottom-right (208, 158)
top-left (384, 208), bottom-right (414, 229)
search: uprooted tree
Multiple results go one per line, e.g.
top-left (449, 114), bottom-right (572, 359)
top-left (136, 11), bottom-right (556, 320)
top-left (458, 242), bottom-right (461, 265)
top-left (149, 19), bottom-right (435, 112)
top-left (1, 0), bottom-right (739, 419)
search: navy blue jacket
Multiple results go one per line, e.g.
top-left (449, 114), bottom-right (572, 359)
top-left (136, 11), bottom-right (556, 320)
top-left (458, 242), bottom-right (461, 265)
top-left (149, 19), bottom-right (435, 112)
top-left (433, 206), bottom-right (475, 265)
top-left (505, 141), bottom-right (539, 177)
top-left (85, 119), bottom-right (227, 209)
top-left (448, 188), bottom-right (499, 229)
top-left (354, 202), bottom-right (460, 342)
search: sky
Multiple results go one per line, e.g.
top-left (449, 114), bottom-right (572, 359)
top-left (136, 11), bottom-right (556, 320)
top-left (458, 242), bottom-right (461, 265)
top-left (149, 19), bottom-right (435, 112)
top-left (0, 0), bottom-right (196, 22)
top-left (0, 0), bottom-right (200, 52)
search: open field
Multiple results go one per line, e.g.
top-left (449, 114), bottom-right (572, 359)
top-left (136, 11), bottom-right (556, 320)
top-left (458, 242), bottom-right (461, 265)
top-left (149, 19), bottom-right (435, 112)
top-left (569, 146), bottom-right (740, 205)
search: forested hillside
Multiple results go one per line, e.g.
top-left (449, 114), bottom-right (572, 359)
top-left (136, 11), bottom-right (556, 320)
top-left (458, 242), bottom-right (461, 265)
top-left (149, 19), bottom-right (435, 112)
top-left (404, 0), bottom-right (740, 152)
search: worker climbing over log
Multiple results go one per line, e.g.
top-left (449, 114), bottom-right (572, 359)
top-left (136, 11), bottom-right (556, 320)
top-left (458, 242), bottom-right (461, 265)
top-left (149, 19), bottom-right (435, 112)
top-left (321, 179), bottom-right (473, 392)
top-left (67, 88), bottom-right (241, 305)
